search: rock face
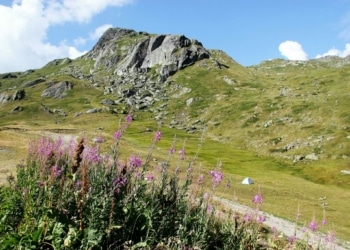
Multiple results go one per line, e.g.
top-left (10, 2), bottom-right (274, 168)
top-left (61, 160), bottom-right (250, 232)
top-left (84, 27), bottom-right (210, 79)
top-left (73, 27), bottom-right (212, 113)
top-left (0, 89), bottom-right (25, 103)
top-left (41, 81), bottom-right (74, 99)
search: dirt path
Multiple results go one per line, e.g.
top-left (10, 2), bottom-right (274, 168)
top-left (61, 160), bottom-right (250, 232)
top-left (213, 196), bottom-right (349, 250)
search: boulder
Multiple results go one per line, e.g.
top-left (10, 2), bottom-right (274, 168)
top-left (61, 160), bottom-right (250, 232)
top-left (23, 78), bottom-right (45, 88)
top-left (12, 89), bottom-right (25, 100)
top-left (0, 93), bottom-right (10, 104)
top-left (41, 81), bottom-right (74, 99)
top-left (305, 153), bottom-right (319, 161)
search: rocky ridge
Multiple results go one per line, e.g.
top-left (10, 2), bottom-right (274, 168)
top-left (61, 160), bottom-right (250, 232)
top-left (56, 28), bottom-right (213, 115)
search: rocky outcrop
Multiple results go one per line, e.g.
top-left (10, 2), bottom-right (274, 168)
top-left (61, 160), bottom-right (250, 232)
top-left (84, 27), bottom-right (210, 79)
top-left (41, 81), bottom-right (73, 99)
top-left (0, 89), bottom-right (25, 104)
top-left (71, 28), bottom-right (212, 114)
top-left (23, 78), bottom-right (45, 88)
top-left (12, 89), bottom-right (25, 100)
top-left (0, 92), bottom-right (10, 104)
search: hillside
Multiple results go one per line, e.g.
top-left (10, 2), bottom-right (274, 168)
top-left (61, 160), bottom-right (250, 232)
top-left (0, 27), bottom-right (350, 241)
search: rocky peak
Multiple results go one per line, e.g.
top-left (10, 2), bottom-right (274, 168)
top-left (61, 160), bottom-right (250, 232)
top-left (84, 27), bottom-right (210, 79)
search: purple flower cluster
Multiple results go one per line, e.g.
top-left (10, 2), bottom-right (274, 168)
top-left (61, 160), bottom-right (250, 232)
top-left (75, 180), bottom-right (82, 189)
top-left (128, 155), bottom-right (142, 168)
top-left (243, 213), bottom-right (252, 222)
top-left (114, 130), bottom-right (122, 140)
top-left (325, 231), bottom-right (336, 244)
top-left (94, 136), bottom-right (104, 143)
top-left (257, 214), bottom-right (266, 223)
top-left (168, 147), bottom-right (176, 154)
top-left (51, 165), bottom-right (62, 177)
top-left (154, 131), bottom-right (161, 142)
top-left (288, 235), bottom-right (297, 244)
top-left (209, 170), bottom-right (223, 186)
top-left (252, 194), bottom-right (263, 204)
top-left (125, 114), bottom-right (132, 124)
top-left (83, 146), bottom-right (99, 164)
top-left (178, 149), bottom-right (186, 160)
top-left (113, 176), bottom-right (127, 188)
top-left (309, 219), bottom-right (317, 231)
top-left (197, 174), bottom-right (204, 184)
top-left (113, 176), bottom-right (127, 194)
top-left (145, 173), bottom-right (154, 181)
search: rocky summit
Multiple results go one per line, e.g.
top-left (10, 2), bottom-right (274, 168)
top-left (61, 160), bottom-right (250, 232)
top-left (85, 28), bottom-right (210, 79)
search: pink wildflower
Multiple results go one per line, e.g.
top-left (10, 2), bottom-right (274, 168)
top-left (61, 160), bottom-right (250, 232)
top-left (197, 174), bottom-right (204, 184)
top-left (114, 130), bottom-right (122, 140)
top-left (252, 194), bottom-right (263, 204)
top-left (257, 214), bottom-right (266, 223)
top-left (168, 147), bottom-right (176, 154)
top-left (128, 155), bottom-right (142, 168)
top-left (154, 131), bottom-right (161, 142)
top-left (94, 136), bottom-right (104, 143)
top-left (209, 170), bottom-right (223, 186)
top-left (113, 176), bottom-right (127, 188)
top-left (75, 180), bottom-right (82, 189)
top-left (243, 213), bottom-right (252, 222)
top-left (51, 165), bottom-right (62, 177)
top-left (309, 220), bottom-right (317, 231)
top-left (125, 114), bottom-right (133, 124)
top-left (145, 173), bottom-right (154, 181)
top-left (325, 231), bottom-right (336, 244)
top-left (84, 146), bottom-right (99, 163)
top-left (178, 149), bottom-right (186, 160)
top-left (288, 235), bottom-right (297, 244)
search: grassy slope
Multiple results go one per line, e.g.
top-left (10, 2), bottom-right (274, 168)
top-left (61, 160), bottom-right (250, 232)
top-left (0, 52), bottom-right (349, 241)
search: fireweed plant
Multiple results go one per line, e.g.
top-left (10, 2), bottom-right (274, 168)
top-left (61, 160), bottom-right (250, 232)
top-left (0, 115), bottom-right (338, 249)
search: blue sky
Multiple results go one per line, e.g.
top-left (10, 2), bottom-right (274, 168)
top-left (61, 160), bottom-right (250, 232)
top-left (1, 0), bottom-right (350, 73)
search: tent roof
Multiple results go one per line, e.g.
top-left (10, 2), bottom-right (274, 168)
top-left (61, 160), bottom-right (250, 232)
top-left (242, 177), bottom-right (254, 184)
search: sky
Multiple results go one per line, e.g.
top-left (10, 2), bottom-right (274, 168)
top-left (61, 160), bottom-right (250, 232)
top-left (1, 0), bottom-right (350, 73)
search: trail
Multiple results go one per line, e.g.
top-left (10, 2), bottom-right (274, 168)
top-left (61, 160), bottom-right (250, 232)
top-left (213, 196), bottom-right (349, 250)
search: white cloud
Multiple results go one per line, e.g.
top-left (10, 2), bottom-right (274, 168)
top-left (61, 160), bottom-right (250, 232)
top-left (68, 47), bottom-right (88, 59)
top-left (45, 0), bottom-right (134, 24)
top-left (0, 0), bottom-right (133, 73)
top-left (316, 44), bottom-right (350, 58)
top-left (278, 41), bottom-right (308, 60)
top-left (89, 24), bottom-right (113, 40)
top-left (74, 37), bottom-right (87, 46)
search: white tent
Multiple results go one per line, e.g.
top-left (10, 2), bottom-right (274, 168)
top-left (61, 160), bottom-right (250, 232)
top-left (242, 177), bottom-right (254, 185)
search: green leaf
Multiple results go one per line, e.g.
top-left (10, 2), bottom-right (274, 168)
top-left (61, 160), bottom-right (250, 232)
top-left (32, 228), bottom-right (43, 242)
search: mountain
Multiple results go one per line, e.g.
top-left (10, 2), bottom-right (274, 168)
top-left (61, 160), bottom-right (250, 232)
top-left (0, 27), bottom-right (349, 173)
